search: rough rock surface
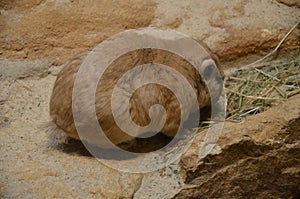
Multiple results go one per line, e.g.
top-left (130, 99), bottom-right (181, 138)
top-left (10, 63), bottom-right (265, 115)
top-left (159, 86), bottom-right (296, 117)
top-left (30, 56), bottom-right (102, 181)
top-left (1, 0), bottom-right (299, 64)
top-left (153, 0), bottom-right (299, 61)
top-left (175, 95), bottom-right (300, 199)
top-left (277, 0), bottom-right (300, 8)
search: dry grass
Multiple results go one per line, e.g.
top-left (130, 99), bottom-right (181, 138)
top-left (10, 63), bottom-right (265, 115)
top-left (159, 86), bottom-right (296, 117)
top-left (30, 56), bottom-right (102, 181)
top-left (163, 50), bottom-right (299, 159)
top-left (225, 50), bottom-right (300, 121)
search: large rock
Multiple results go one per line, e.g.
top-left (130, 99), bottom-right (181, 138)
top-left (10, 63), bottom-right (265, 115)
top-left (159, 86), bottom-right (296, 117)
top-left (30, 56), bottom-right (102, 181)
top-left (175, 94), bottom-right (300, 198)
top-left (0, 0), bottom-right (156, 64)
top-left (1, 0), bottom-right (299, 64)
top-left (277, 0), bottom-right (300, 7)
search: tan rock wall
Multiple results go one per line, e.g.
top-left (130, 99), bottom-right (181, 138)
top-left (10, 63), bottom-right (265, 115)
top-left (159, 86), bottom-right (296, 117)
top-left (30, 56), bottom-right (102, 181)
top-left (0, 0), bottom-right (156, 64)
top-left (0, 0), bottom-right (299, 63)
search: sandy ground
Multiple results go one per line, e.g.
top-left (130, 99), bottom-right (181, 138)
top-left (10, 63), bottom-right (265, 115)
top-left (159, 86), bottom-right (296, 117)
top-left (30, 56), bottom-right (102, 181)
top-left (0, 68), bottom-right (184, 198)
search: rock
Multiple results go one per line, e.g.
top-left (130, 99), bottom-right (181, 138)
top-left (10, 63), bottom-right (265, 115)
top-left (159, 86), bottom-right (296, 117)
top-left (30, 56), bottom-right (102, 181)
top-left (1, 0), bottom-right (299, 64)
top-left (154, 0), bottom-right (300, 61)
top-left (133, 162), bottom-right (184, 199)
top-left (175, 94), bottom-right (300, 198)
top-left (0, 0), bottom-right (156, 65)
top-left (277, 0), bottom-right (300, 8)
top-left (0, 59), bottom-right (53, 79)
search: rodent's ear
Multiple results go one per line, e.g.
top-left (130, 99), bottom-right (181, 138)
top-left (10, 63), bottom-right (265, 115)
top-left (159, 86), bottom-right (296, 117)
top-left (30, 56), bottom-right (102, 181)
top-left (197, 40), bottom-right (224, 78)
top-left (209, 53), bottom-right (224, 79)
top-left (202, 59), bottom-right (217, 80)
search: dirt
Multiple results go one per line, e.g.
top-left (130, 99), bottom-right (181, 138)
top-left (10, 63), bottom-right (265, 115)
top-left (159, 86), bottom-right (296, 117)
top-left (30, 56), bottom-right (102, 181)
top-left (0, 75), bottom-right (143, 199)
top-left (0, 62), bottom-right (184, 198)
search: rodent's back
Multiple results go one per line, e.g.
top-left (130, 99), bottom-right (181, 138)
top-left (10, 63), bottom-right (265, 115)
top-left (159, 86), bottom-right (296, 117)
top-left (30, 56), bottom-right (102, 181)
top-left (50, 48), bottom-right (224, 147)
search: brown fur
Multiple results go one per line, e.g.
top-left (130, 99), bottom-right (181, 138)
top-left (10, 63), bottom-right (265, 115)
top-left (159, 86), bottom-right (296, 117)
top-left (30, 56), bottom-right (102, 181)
top-left (49, 47), bottom-right (224, 147)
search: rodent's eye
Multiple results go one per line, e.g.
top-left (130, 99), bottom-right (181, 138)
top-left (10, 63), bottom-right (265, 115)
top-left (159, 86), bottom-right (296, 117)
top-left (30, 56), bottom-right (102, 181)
top-left (203, 63), bottom-right (214, 79)
top-left (201, 59), bottom-right (216, 80)
top-left (200, 58), bottom-right (223, 86)
top-left (215, 73), bottom-right (223, 84)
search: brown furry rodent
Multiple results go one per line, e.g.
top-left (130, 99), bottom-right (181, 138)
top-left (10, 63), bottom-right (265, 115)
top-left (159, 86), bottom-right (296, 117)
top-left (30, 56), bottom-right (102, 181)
top-left (49, 47), bottom-right (224, 148)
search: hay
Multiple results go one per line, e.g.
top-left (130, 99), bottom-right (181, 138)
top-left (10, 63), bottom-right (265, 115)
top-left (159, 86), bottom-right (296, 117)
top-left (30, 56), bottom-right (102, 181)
top-left (225, 51), bottom-right (300, 120)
